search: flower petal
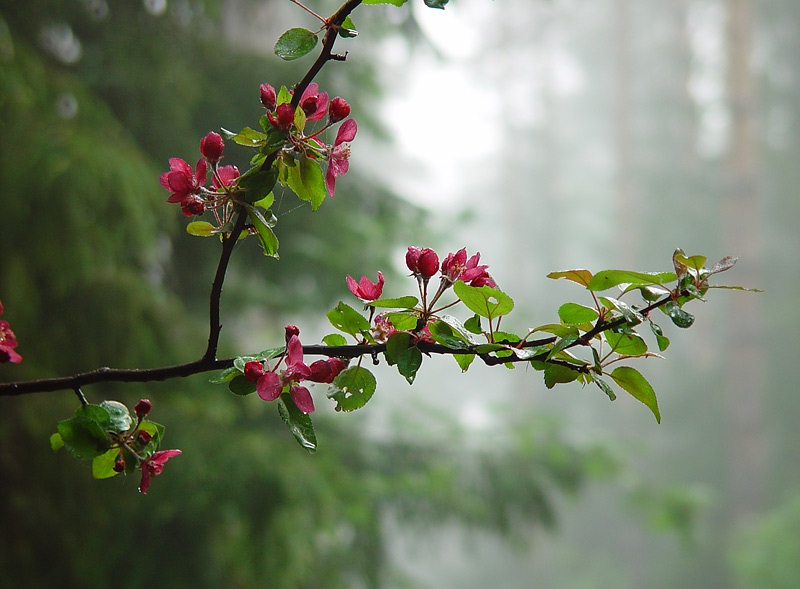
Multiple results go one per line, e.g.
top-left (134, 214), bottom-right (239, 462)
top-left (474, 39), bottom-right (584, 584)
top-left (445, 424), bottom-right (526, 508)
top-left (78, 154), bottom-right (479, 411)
top-left (257, 371), bottom-right (283, 401)
top-left (335, 118), bottom-right (357, 145)
top-left (290, 385), bottom-right (315, 414)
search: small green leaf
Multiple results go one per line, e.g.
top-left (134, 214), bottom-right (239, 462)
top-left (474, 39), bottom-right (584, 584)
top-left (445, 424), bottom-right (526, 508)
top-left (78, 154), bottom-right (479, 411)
top-left (424, 0), bottom-right (449, 8)
top-left (384, 312), bottom-right (418, 331)
top-left (138, 420), bottom-right (165, 451)
top-left (664, 301), bottom-right (695, 328)
top-left (238, 165), bottom-right (279, 204)
top-left (186, 221), bottom-right (216, 237)
top-left (397, 346), bottom-right (423, 384)
top-left (610, 366), bottom-right (661, 423)
top-left (274, 28), bottom-right (318, 60)
top-left (547, 334), bottom-right (579, 359)
top-left (92, 449), bottom-right (121, 479)
top-left (229, 375), bottom-right (257, 396)
top-left (330, 366), bottom-right (377, 411)
top-left (327, 302), bottom-right (370, 336)
top-left (453, 282), bottom-right (514, 320)
top-left (546, 269), bottom-right (593, 287)
top-left (220, 126), bottom-right (266, 147)
top-left (322, 333), bottom-right (347, 347)
top-left (277, 393), bottom-right (316, 452)
top-left (99, 400), bottom-right (133, 433)
top-left (293, 106), bottom-right (306, 133)
top-left (594, 376), bottom-right (616, 401)
top-left (605, 332), bottom-right (648, 356)
top-left (76, 404), bottom-right (111, 428)
top-left (210, 366), bottom-right (241, 384)
top-left (544, 364), bottom-right (579, 388)
top-left (649, 322), bottom-right (670, 351)
top-left (362, 0), bottom-right (408, 6)
top-left (600, 297), bottom-right (644, 326)
top-left (709, 256), bottom-right (738, 275)
top-left (245, 204), bottom-right (279, 257)
top-left (558, 302), bottom-right (598, 325)
top-left (57, 416), bottom-right (109, 460)
top-left (454, 353), bottom-right (475, 372)
top-left (370, 296), bottom-right (418, 309)
top-left (50, 432), bottom-right (64, 452)
top-left (338, 16), bottom-right (358, 37)
top-left (385, 332), bottom-right (411, 365)
top-left (464, 314), bottom-right (482, 334)
top-left (532, 324), bottom-right (579, 338)
top-left (589, 270), bottom-right (677, 291)
top-left (287, 155), bottom-right (327, 210)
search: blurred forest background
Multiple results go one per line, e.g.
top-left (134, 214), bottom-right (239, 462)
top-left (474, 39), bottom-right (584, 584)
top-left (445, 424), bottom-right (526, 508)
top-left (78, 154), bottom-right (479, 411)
top-left (0, 0), bottom-right (798, 587)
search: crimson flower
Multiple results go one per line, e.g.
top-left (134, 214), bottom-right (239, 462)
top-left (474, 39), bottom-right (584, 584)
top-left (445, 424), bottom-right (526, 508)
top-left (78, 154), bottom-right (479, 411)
top-left (139, 449), bottom-right (181, 495)
top-left (0, 300), bottom-right (21, 364)
top-left (200, 131), bottom-right (224, 163)
top-left (308, 358), bottom-right (347, 384)
top-left (251, 335), bottom-right (315, 413)
top-left (160, 158), bottom-right (207, 203)
top-left (406, 246), bottom-right (440, 280)
top-left (328, 97), bottom-right (351, 123)
top-left (441, 248), bottom-right (496, 287)
top-left (347, 271), bottom-right (384, 301)
top-left (260, 83), bottom-right (277, 111)
top-left (326, 118), bottom-right (357, 197)
top-left (297, 83), bottom-right (328, 121)
top-left (212, 165), bottom-right (240, 190)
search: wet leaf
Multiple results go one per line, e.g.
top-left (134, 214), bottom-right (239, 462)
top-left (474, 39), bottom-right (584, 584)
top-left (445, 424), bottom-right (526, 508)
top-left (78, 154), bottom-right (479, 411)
top-left (610, 366), bottom-right (661, 423)
top-left (274, 28), bottom-right (318, 61)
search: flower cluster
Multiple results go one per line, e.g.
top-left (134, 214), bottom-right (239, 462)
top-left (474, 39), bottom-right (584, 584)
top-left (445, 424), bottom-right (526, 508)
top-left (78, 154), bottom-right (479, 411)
top-left (244, 327), bottom-right (347, 414)
top-left (0, 300), bottom-right (22, 364)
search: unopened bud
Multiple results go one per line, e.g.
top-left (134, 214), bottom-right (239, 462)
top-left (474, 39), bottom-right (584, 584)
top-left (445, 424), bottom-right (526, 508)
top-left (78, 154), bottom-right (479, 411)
top-left (180, 195), bottom-right (205, 217)
top-left (260, 84), bottom-right (277, 111)
top-left (113, 455), bottom-right (126, 473)
top-left (134, 399), bottom-right (152, 419)
top-left (200, 131), bottom-right (224, 163)
top-left (137, 430), bottom-right (152, 446)
top-left (275, 103), bottom-right (295, 130)
top-left (284, 325), bottom-right (300, 344)
top-left (244, 360), bottom-right (264, 383)
top-left (406, 246), bottom-right (439, 279)
top-left (328, 97), bottom-right (351, 123)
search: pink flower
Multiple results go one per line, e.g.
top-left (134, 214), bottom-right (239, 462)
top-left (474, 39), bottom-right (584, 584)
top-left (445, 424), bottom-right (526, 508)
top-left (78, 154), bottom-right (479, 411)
top-left (212, 165), bottom-right (240, 190)
top-left (308, 358), bottom-right (347, 383)
top-left (180, 195), bottom-right (205, 217)
top-left (200, 132), bottom-right (224, 163)
top-left (260, 83), bottom-right (277, 111)
top-left (297, 83), bottom-right (328, 121)
top-left (134, 399), bottom-right (151, 419)
top-left (441, 248), bottom-right (496, 287)
top-left (160, 158), bottom-right (207, 203)
top-left (347, 271), bottom-right (384, 301)
top-left (0, 301), bottom-right (22, 364)
top-left (268, 103), bottom-right (296, 131)
top-left (139, 449), bottom-right (181, 495)
top-left (325, 118), bottom-right (357, 198)
top-left (328, 97), bottom-right (350, 123)
top-left (406, 246), bottom-right (440, 279)
top-left (255, 335), bottom-right (315, 413)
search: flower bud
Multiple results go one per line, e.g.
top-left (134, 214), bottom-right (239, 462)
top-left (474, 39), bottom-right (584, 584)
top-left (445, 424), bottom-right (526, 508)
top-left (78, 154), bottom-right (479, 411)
top-left (200, 131), bottom-right (224, 163)
top-left (328, 97), bottom-right (351, 123)
top-left (406, 246), bottom-right (439, 279)
top-left (113, 455), bottom-right (126, 473)
top-left (284, 325), bottom-right (300, 344)
top-left (308, 358), bottom-right (347, 384)
top-left (137, 430), bottom-right (152, 446)
top-left (275, 103), bottom-right (295, 130)
top-left (134, 399), bottom-right (152, 419)
top-left (180, 195), bottom-right (205, 217)
top-left (301, 96), bottom-right (318, 117)
top-left (244, 360), bottom-right (265, 383)
top-left (260, 83), bottom-right (277, 111)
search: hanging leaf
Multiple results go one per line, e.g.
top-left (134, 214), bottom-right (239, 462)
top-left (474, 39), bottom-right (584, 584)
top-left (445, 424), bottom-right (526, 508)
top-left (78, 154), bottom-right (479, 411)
top-left (57, 416), bottom-right (109, 460)
top-left (92, 449), bottom-right (121, 479)
top-left (245, 204), bottom-right (279, 258)
top-left (610, 366), bottom-right (661, 423)
top-left (546, 269), bottom-right (593, 287)
top-left (186, 221), bottom-right (216, 237)
top-left (287, 155), bottom-right (326, 210)
top-left (274, 28), bottom-right (318, 61)
top-left (664, 301), bottom-right (695, 328)
top-left (605, 332), bottom-right (647, 356)
top-left (329, 366), bottom-right (377, 411)
top-left (397, 347), bottom-right (423, 384)
top-left (277, 393), bottom-right (317, 452)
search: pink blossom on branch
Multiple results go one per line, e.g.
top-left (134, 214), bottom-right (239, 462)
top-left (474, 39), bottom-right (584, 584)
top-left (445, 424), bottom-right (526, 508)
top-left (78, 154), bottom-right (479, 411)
top-left (212, 165), bottom-right (240, 190)
top-left (245, 335), bottom-right (315, 414)
top-left (347, 271), bottom-right (384, 301)
top-left (0, 300), bottom-right (22, 364)
top-left (138, 449), bottom-right (182, 495)
top-left (325, 118), bottom-right (357, 198)
top-left (160, 158), bottom-right (207, 204)
top-left (406, 246), bottom-right (440, 279)
top-left (441, 248), bottom-right (497, 288)
top-left (199, 131), bottom-right (224, 163)
top-left (297, 83), bottom-right (329, 121)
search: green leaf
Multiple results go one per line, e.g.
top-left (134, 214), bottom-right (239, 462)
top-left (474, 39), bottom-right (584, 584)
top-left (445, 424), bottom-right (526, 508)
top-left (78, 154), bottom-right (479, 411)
top-left (99, 400), bottom-right (133, 433)
top-left (293, 106), bottom-right (306, 133)
top-left (322, 333), bottom-right (347, 347)
top-left (454, 353), bottom-right (475, 372)
top-left (605, 332), bottom-right (648, 356)
top-left (245, 204), bottom-right (279, 258)
top-left (593, 376), bottom-right (616, 401)
top-left (238, 165), bottom-right (279, 204)
top-left (76, 404), bottom-right (111, 428)
top-left (547, 334), bottom-right (579, 360)
top-left (138, 420), bottom-right (165, 451)
top-left (397, 346), bottom-right (423, 384)
top-left (440, 315), bottom-right (481, 344)
top-left (57, 416), bottom-right (109, 460)
top-left (610, 366), bottom-right (661, 423)
top-left (532, 323), bottom-right (579, 338)
top-left (370, 296), bottom-right (418, 309)
top-left (664, 301), bottom-right (695, 328)
top-left (546, 269), bottom-right (593, 287)
top-left (229, 375), bottom-right (257, 396)
top-left (220, 126), bottom-right (266, 147)
top-left (362, 0), bottom-right (408, 5)
top-left (92, 449), bottom-right (121, 479)
top-left (649, 322), bottom-right (670, 351)
top-left (50, 432), bottom-right (64, 452)
top-left (277, 393), bottom-right (316, 453)
top-left (464, 314), bottom-right (482, 334)
top-left (424, 0), bottom-right (449, 8)
top-left (330, 367), bottom-right (377, 412)
top-left (287, 155), bottom-right (327, 210)
top-left (385, 332), bottom-right (411, 365)
top-left (274, 28), bottom-right (318, 60)
top-left (428, 321), bottom-right (470, 350)
top-left (338, 16), bottom-right (358, 38)
top-left (558, 302), bottom-right (598, 325)
top-left (384, 312), bottom-right (418, 331)
top-left (210, 366), bottom-right (241, 384)
top-left (600, 297), bottom-right (644, 326)
top-left (453, 282), bottom-right (514, 320)
top-left (544, 364), bottom-right (579, 388)
top-left (709, 256), bottom-right (739, 275)
top-left (327, 302), bottom-right (370, 336)
top-left (589, 270), bottom-right (677, 291)
top-left (186, 221), bottom-right (216, 237)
